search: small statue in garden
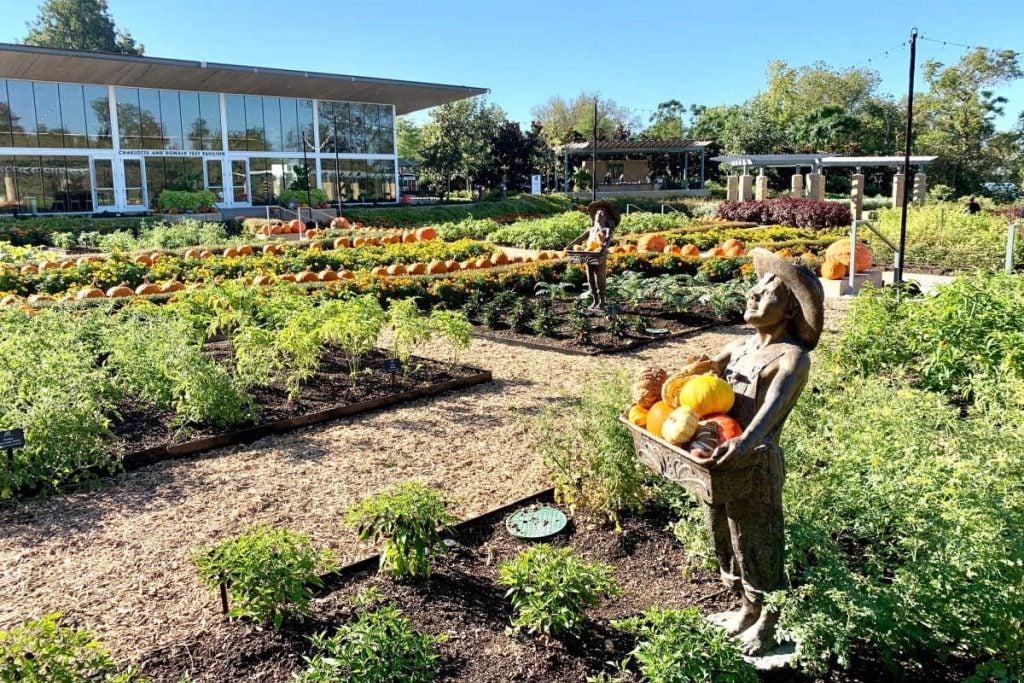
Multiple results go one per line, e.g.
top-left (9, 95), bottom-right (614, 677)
top-left (583, 200), bottom-right (619, 310)
top-left (700, 248), bottom-right (825, 656)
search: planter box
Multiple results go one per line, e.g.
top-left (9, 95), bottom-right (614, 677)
top-left (819, 268), bottom-right (884, 297)
top-left (620, 414), bottom-right (755, 504)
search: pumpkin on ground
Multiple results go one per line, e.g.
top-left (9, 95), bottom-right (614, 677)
top-left (820, 259), bottom-right (847, 280)
top-left (108, 282), bottom-right (137, 297)
top-left (403, 232), bottom-right (417, 243)
top-left (161, 278), bottom-right (185, 293)
top-left (445, 260), bottom-right (460, 272)
top-left (339, 269), bottom-right (355, 280)
top-left (680, 244), bottom-right (700, 258)
top-left (184, 248), bottom-right (202, 260)
top-left (645, 400), bottom-right (673, 439)
top-left (631, 366), bottom-right (668, 409)
top-left (637, 234), bottom-right (668, 253)
top-left (474, 256), bottom-right (490, 269)
top-left (237, 245), bottom-right (253, 256)
top-left (353, 237), bottom-right (367, 247)
top-left (661, 406), bottom-right (699, 445)
top-left (307, 241), bottom-right (323, 252)
top-left (288, 219), bottom-right (302, 233)
top-left (200, 250), bottom-right (215, 259)
top-left (387, 263), bottom-right (407, 276)
top-left (252, 273), bottom-right (275, 286)
top-left (1, 295), bottom-right (20, 305)
top-left (721, 238), bottom-right (744, 251)
top-left (663, 244), bottom-right (682, 255)
top-left (39, 260), bottom-right (60, 271)
top-left (28, 293), bottom-right (55, 303)
top-left (77, 281), bottom-right (105, 299)
top-left (334, 237), bottom-right (351, 249)
top-left (135, 279), bottom-right (161, 296)
top-left (281, 273), bottom-right (297, 282)
top-left (460, 260), bottom-right (475, 270)
top-left (426, 260), bottom-right (447, 275)
top-left (676, 374), bottom-right (734, 417)
top-left (416, 227), bottom-right (437, 241)
top-left (262, 244), bottom-right (281, 256)
top-left (318, 266), bottom-right (340, 281)
top-left (296, 269), bottom-right (319, 283)
top-left (711, 246), bottom-right (727, 257)
top-left (824, 240), bottom-right (873, 273)
top-left (371, 266), bottom-right (388, 277)
top-left (407, 262), bottom-right (428, 276)
top-left (628, 404), bottom-right (649, 428)
top-left (724, 245), bottom-right (744, 257)
top-left (330, 217), bottom-right (350, 230)
top-left (490, 251), bottom-right (510, 266)
top-left (20, 264), bottom-right (38, 274)
top-left (133, 254), bottom-right (153, 266)
top-left (77, 256), bottom-right (101, 266)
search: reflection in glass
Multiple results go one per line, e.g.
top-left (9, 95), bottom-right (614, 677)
top-left (263, 97), bottom-right (283, 152)
top-left (245, 95), bottom-right (266, 151)
top-left (160, 90), bottom-right (183, 149)
top-left (0, 82), bottom-right (13, 147)
top-left (33, 82), bottom-right (62, 148)
top-left (225, 94), bottom-right (246, 151)
top-left (205, 158), bottom-right (223, 201)
top-left (7, 80), bottom-right (38, 147)
top-left (280, 98), bottom-right (300, 152)
top-left (297, 99), bottom-right (314, 151)
top-left (198, 92), bottom-right (222, 150)
top-left (0, 156), bottom-right (15, 205)
top-left (58, 83), bottom-right (88, 149)
top-left (180, 91), bottom-right (202, 150)
top-left (84, 85), bottom-right (111, 148)
top-left (115, 87), bottom-right (142, 148)
top-left (123, 158), bottom-right (145, 206)
top-left (64, 156), bottom-right (93, 211)
top-left (138, 88), bottom-right (163, 150)
top-left (93, 157), bottom-right (115, 207)
top-left (15, 156), bottom-right (43, 211)
top-left (231, 159), bottom-right (249, 203)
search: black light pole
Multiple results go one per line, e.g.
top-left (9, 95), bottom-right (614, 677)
top-left (333, 115), bottom-right (342, 217)
top-left (592, 98), bottom-right (598, 203)
top-left (896, 28), bottom-right (918, 286)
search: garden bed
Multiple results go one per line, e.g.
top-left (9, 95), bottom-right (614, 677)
top-left (134, 494), bottom-right (740, 682)
top-left (113, 348), bottom-right (491, 470)
top-left (469, 300), bottom-right (735, 355)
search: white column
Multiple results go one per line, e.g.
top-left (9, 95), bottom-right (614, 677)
top-left (850, 173), bottom-right (865, 221)
top-left (892, 173), bottom-right (905, 208)
top-left (912, 173), bottom-right (927, 204)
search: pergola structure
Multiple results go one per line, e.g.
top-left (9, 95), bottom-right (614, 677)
top-left (559, 139), bottom-right (713, 197)
top-left (710, 153), bottom-right (939, 218)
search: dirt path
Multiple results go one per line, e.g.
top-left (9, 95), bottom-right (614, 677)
top-left (0, 302), bottom-right (849, 661)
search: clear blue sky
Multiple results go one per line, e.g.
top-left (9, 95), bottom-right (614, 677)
top-left (2, 0), bottom-right (1022, 131)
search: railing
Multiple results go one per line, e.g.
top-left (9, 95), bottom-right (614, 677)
top-left (1007, 223), bottom-right (1022, 274)
top-left (660, 204), bottom-right (682, 214)
top-left (850, 220), bottom-right (900, 290)
top-left (625, 204), bottom-right (645, 215)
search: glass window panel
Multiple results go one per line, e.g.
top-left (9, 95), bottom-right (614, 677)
top-left (280, 98), bottom-right (299, 152)
top-left (297, 99), bottom-right (314, 152)
top-left (137, 88), bottom-right (164, 150)
top-left (263, 97), bottom-right (283, 152)
top-left (248, 158), bottom-right (269, 205)
top-left (179, 91), bottom-right (202, 150)
top-left (57, 83), bottom-right (88, 149)
top-left (83, 85), bottom-right (111, 148)
top-left (115, 87), bottom-right (142, 148)
top-left (144, 155), bottom-right (164, 208)
top-left (244, 95), bottom-right (266, 151)
top-left (64, 156), bottom-right (92, 211)
top-left (0, 82), bottom-right (12, 147)
top-left (40, 156), bottom-right (69, 212)
top-left (380, 105), bottom-right (395, 154)
top-left (205, 158), bottom-right (223, 201)
top-left (198, 93), bottom-right (221, 150)
top-left (317, 101), bottom-right (334, 152)
top-left (92, 157), bottom-right (115, 207)
top-left (33, 82), bottom-right (62, 148)
top-left (123, 158), bottom-right (145, 206)
top-left (160, 90), bottom-right (183, 149)
top-left (0, 156), bottom-right (16, 205)
top-left (333, 102), bottom-right (351, 153)
top-left (225, 94), bottom-right (246, 151)
top-left (320, 157), bottom-right (340, 202)
top-left (366, 104), bottom-right (380, 155)
top-left (8, 80), bottom-right (38, 147)
top-left (15, 156), bottom-right (43, 212)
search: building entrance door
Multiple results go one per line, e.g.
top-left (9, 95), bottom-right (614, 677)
top-left (229, 159), bottom-right (250, 206)
top-left (205, 158), bottom-right (225, 204)
top-left (91, 158), bottom-right (117, 212)
top-left (120, 158), bottom-right (147, 211)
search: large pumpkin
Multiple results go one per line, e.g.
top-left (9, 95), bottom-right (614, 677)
top-left (820, 259), bottom-right (847, 280)
top-left (631, 366), bottom-right (668, 409)
top-left (106, 282), bottom-right (134, 298)
top-left (135, 279), bottom-right (161, 296)
top-left (426, 260), bottom-right (448, 275)
top-left (387, 263), bottom-right (407, 276)
top-left (416, 226), bottom-right (437, 241)
top-left (161, 278), bottom-right (185, 293)
top-left (296, 269), bottom-right (319, 283)
top-left (318, 266), bottom-right (340, 281)
top-left (661, 406), bottom-right (699, 445)
top-left (490, 251), bottom-right (510, 266)
top-left (288, 219), bottom-right (302, 233)
top-left (407, 262), bottom-right (427, 275)
top-left (334, 237), bottom-right (352, 249)
top-left (721, 238), bottom-right (744, 251)
top-left (824, 240), bottom-right (873, 273)
top-left (680, 244), bottom-right (700, 258)
top-left (637, 234), bottom-right (668, 253)
top-left (676, 374), bottom-right (734, 418)
top-left (645, 400), bottom-right (673, 439)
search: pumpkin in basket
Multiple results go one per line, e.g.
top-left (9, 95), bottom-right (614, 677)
top-left (661, 406), bottom-right (699, 445)
top-left (676, 374), bottom-right (734, 418)
top-left (661, 358), bottom-right (719, 407)
top-left (628, 404), bottom-right (649, 428)
top-left (631, 366), bottom-right (667, 409)
top-left (645, 400), bottom-right (673, 439)
top-left (688, 415), bottom-right (744, 459)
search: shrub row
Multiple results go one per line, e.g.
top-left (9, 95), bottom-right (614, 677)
top-left (343, 194), bottom-right (573, 228)
top-left (714, 197), bottom-right (852, 229)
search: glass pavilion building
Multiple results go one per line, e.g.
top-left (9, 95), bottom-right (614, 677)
top-left (0, 44), bottom-right (485, 214)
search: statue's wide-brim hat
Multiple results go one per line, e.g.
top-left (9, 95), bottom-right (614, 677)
top-left (587, 200), bottom-right (621, 228)
top-left (750, 248), bottom-right (825, 350)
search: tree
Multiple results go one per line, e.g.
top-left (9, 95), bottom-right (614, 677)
top-left (915, 48), bottom-right (1023, 194)
top-left (396, 116), bottom-right (425, 163)
top-left (481, 121), bottom-right (540, 190)
top-left (23, 0), bottom-right (143, 55)
top-left (419, 97), bottom-right (503, 196)
top-left (644, 100), bottom-right (686, 140)
top-left (531, 92), bottom-right (638, 147)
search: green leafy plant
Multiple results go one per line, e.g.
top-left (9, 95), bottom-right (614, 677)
top-left (530, 298), bottom-right (558, 336)
top-left (508, 297), bottom-right (533, 332)
top-left (318, 295), bottom-right (387, 376)
top-left (0, 613), bottom-right (146, 683)
top-left (344, 482), bottom-right (458, 579)
top-left (613, 607), bottom-right (757, 683)
top-left (194, 525), bottom-right (335, 629)
top-left (498, 544), bottom-right (619, 638)
top-left (387, 298), bottom-right (434, 372)
top-left (158, 190), bottom-right (217, 212)
top-left (429, 309), bottom-right (472, 368)
top-left (294, 604), bottom-right (445, 682)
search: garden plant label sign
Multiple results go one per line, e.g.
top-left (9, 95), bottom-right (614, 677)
top-left (383, 358), bottom-right (403, 374)
top-left (0, 428), bottom-right (24, 450)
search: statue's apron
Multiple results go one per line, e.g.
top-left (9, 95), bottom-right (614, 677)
top-left (703, 343), bottom-right (788, 604)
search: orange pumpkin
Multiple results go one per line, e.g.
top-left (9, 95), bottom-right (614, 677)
top-left (77, 256), bottom-right (101, 266)
top-left (135, 279), bottom-right (161, 296)
top-left (318, 266), bottom-right (340, 281)
top-left (445, 260), bottom-right (460, 272)
top-left (353, 237), bottom-right (367, 248)
top-left (161, 279), bottom-right (185, 293)
top-left (262, 244), bottom-right (281, 256)
top-left (474, 256), bottom-right (490, 269)
top-left (281, 273), bottom-right (298, 282)
top-left (824, 240), bottom-right (873, 273)
top-left (387, 263), bottom-right (407, 276)
top-left (460, 260), bottom-right (475, 270)
top-left (721, 238), bottom-right (744, 251)
top-left (820, 259), bottom-right (848, 280)
top-left (371, 266), bottom-right (388, 277)
top-left (223, 247), bottom-right (239, 258)
top-left (28, 293), bottom-right (55, 304)
top-left (330, 217), bottom-right (351, 230)
top-left (296, 269), bottom-right (319, 283)
top-left (307, 241), bottom-right (323, 252)
top-left (711, 246), bottom-right (727, 257)
top-left (490, 251), bottom-right (510, 266)
top-left (415, 227), bottom-right (437, 241)
top-left (645, 400), bottom-right (673, 439)
top-left (133, 254), bottom-right (153, 266)
top-left (252, 273), bottom-right (275, 286)
top-left (339, 269), bottom-right (355, 280)
top-left (724, 245), bottom-right (745, 257)
top-left (237, 245), bottom-right (253, 257)
top-left (637, 234), bottom-right (668, 253)
top-left (288, 219), bottom-right (302, 233)
top-left (106, 282), bottom-right (134, 298)
top-left (200, 250), bottom-right (215, 259)
top-left (680, 244), bottom-right (700, 258)
top-left (426, 260), bottom-right (447, 275)
top-left (184, 248), bottom-right (203, 260)
top-left (402, 231), bottom-right (417, 243)
top-left (334, 237), bottom-right (352, 249)
top-left (0, 294), bottom-right (20, 306)
top-left (407, 262), bottom-right (427, 276)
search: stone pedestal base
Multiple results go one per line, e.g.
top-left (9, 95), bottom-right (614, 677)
top-left (820, 268), bottom-right (884, 297)
top-left (738, 175), bottom-right (753, 201)
top-left (892, 173), bottom-right (905, 208)
top-left (790, 173), bottom-right (803, 198)
top-left (726, 175), bottom-right (739, 201)
top-left (755, 174), bottom-right (769, 201)
top-left (850, 173), bottom-right (864, 221)
top-left (913, 172), bottom-right (927, 204)
top-left (742, 641), bottom-right (797, 671)
top-left (806, 173), bottom-right (825, 201)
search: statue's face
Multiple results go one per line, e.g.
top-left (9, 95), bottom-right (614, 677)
top-left (594, 209), bottom-right (609, 227)
top-left (744, 274), bottom-right (793, 328)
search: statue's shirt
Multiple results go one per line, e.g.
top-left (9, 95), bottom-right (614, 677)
top-left (724, 338), bottom-right (805, 445)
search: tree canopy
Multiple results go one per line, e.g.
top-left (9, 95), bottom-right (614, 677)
top-left (23, 0), bottom-right (143, 55)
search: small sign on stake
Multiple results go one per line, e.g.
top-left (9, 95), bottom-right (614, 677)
top-left (1, 428), bottom-right (25, 468)
top-left (383, 358), bottom-right (403, 374)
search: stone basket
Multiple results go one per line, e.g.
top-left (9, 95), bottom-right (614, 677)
top-left (619, 414), bottom-right (755, 505)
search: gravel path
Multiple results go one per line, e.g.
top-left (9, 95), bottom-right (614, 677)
top-left (0, 302), bottom-right (849, 661)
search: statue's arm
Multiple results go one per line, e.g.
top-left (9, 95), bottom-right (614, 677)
top-left (710, 349), bottom-right (810, 469)
top-left (710, 338), bottom-right (743, 376)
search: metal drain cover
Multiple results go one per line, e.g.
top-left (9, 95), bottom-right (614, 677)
top-left (506, 505), bottom-right (568, 539)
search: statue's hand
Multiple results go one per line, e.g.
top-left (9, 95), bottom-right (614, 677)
top-left (708, 437), bottom-right (755, 470)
